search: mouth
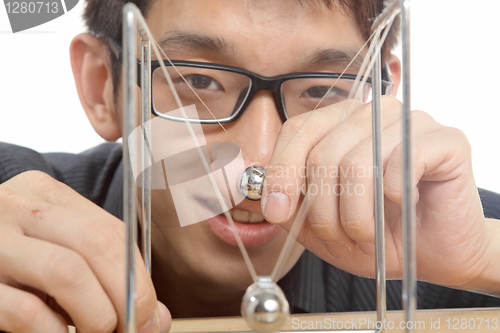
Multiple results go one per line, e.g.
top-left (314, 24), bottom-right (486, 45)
top-left (201, 200), bottom-right (283, 248)
top-left (228, 208), bottom-right (266, 223)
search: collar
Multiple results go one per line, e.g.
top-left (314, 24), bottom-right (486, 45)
top-left (103, 157), bottom-right (124, 220)
top-left (278, 250), bottom-right (327, 313)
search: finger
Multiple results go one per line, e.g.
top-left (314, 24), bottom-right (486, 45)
top-left (0, 178), bottom-right (158, 332)
top-left (3, 170), bottom-right (117, 216)
top-left (158, 301), bottom-right (172, 333)
top-left (3, 274), bottom-right (75, 327)
top-left (303, 98), bottom-right (403, 257)
top-left (18, 204), bottom-right (156, 331)
top-left (0, 233), bottom-right (117, 333)
top-left (0, 283), bottom-right (67, 333)
top-left (339, 111), bottom-right (441, 250)
top-left (384, 125), bottom-right (472, 207)
top-left (262, 100), bottom-right (365, 223)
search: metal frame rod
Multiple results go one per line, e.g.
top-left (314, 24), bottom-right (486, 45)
top-left (121, 2), bottom-right (400, 332)
top-left (123, 3), bottom-right (151, 332)
top-left (123, 5), bottom-right (138, 332)
top-left (141, 39), bottom-right (152, 276)
top-left (400, 0), bottom-right (417, 332)
top-left (371, 51), bottom-right (387, 329)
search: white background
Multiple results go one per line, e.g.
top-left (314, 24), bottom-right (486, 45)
top-left (1, 1), bottom-right (499, 194)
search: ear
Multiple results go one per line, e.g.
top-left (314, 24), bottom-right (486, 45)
top-left (386, 54), bottom-right (401, 97)
top-left (70, 33), bottom-right (122, 141)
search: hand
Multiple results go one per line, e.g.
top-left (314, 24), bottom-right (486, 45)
top-left (262, 97), bottom-right (497, 292)
top-left (0, 171), bottom-right (171, 333)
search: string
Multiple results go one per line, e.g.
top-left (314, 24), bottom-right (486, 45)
top-left (348, 3), bottom-right (400, 100)
top-left (270, 188), bottom-right (313, 281)
top-left (269, 3), bottom-right (401, 282)
top-left (154, 46), bottom-right (252, 164)
top-left (267, 28), bottom-right (377, 168)
top-left (146, 31), bottom-right (377, 284)
top-left (134, 0), bottom-right (400, 284)
top-left (136, 21), bottom-right (259, 281)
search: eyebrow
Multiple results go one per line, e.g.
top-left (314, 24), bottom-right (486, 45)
top-left (158, 31), bottom-right (364, 72)
top-left (157, 31), bottom-right (236, 57)
top-left (305, 48), bottom-right (365, 71)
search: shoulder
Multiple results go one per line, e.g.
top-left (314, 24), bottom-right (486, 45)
top-left (0, 142), bottom-right (122, 205)
top-left (478, 188), bottom-right (500, 220)
top-left (0, 142), bottom-right (56, 181)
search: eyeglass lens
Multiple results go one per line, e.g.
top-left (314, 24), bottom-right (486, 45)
top-left (152, 66), bottom-right (373, 121)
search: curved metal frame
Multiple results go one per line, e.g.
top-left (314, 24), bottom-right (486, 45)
top-left (121, 1), bottom-right (415, 332)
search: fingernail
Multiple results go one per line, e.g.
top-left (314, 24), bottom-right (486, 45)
top-left (139, 308), bottom-right (160, 333)
top-left (263, 191), bottom-right (291, 223)
top-left (324, 241), bottom-right (353, 258)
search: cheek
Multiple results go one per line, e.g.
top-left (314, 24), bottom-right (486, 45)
top-left (151, 188), bottom-right (177, 226)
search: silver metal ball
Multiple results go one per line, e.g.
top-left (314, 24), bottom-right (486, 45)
top-left (241, 276), bottom-right (290, 333)
top-left (239, 166), bottom-right (266, 201)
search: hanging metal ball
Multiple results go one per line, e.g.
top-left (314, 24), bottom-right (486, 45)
top-left (241, 276), bottom-right (290, 333)
top-left (239, 166), bottom-right (266, 201)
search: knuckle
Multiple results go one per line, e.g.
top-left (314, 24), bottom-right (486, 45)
top-left (135, 283), bottom-right (156, 324)
top-left (89, 312), bottom-right (117, 333)
top-left (411, 109), bottom-right (436, 125)
top-left (340, 208), bottom-right (364, 228)
top-left (280, 110), bottom-right (329, 138)
top-left (0, 185), bottom-right (53, 229)
top-left (340, 210), bottom-right (373, 238)
top-left (339, 151), bottom-right (369, 181)
top-left (379, 95), bottom-right (403, 118)
top-left (306, 151), bottom-right (337, 178)
top-left (266, 161), bottom-right (304, 190)
top-left (380, 95), bottom-right (402, 108)
top-left (23, 200), bottom-right (53, 229)
top-left (280, 116), bottom-right (304, 138)
top-left (390, 142), bottom-right (404, 162)
top-left (109, 220), bottom-right (126, 240)
top-left (10, 294), bottom-right (46, 331)
top-left (0, 185), bottom-right (16, 199)
top-left (83, 223), bottom-right (121, 259)
top-left (20, 171), bottom-right (68, 201)
top-left (337, 99), bottom-right (365, 115)
top-left (0, 186), bottom-right (18, 211)
top-left (447, 126), bottom-right (471, 151)
top-left (307, 219), bottom-right (335, 241)
top-left (20, 170), bottom-right (57, 188)
top-left (45, 250), bottom-right (88, 291)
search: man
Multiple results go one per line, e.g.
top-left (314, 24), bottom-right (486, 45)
top-left (1, 0), bottom-right (500, 332)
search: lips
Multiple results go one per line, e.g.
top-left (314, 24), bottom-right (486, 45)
top-left (206, 208), bottom-right (283, 248)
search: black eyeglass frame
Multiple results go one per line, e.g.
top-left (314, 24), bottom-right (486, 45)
top-left (109, 38), bottom-right (394, 124)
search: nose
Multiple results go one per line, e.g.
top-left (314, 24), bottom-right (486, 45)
top-left (226, 90), bottom-right (283, 167)
top-left (221, 90), bottom-right (282, 213)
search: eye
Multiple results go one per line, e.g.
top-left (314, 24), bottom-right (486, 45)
top-left (301, 86), bottom-right (339, 99)
top-left (185, 74), bottom-right (224, 91)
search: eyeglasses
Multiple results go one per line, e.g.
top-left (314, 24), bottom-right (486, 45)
top-left (109, 39), bottom-right (393, 124)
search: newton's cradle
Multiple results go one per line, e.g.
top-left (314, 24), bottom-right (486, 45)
top-left (121, 1), bottom-right (415, 332)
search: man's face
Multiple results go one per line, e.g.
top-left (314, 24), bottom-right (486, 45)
top-left (136, 0), bottom-right (364, 296)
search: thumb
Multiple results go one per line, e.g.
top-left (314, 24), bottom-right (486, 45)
top-left (158, 301), bottom-right (172, 333)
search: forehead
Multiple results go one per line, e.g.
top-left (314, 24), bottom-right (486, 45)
top-left (145, 0), bottom-right (364, 75)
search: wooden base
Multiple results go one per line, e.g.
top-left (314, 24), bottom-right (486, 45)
top-left (170, 308), bottom-right (500, 333)
top-left (66, 307), bottom-right (500, 332)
